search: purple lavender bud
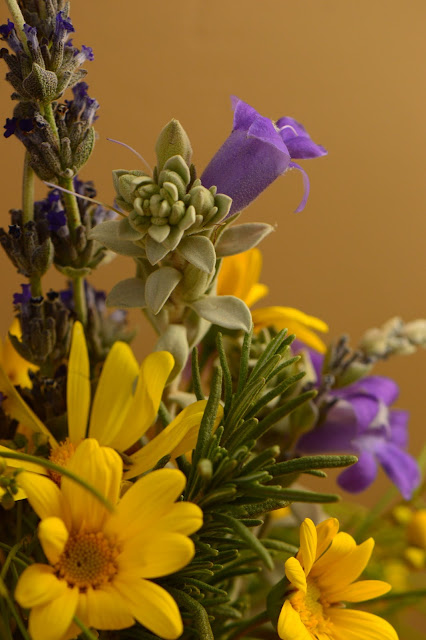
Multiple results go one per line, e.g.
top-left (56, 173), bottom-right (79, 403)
top-left (3, 117), bottom-right (17, 138)
top-left (13, 284), bottom-right (32, 305)
top-left (0, 19), bottom-right (14, 38)
top-left (201, 97), bottom-right (326, 215)
top-left (0, 19), bottom-right (22, 54)
top-left (55, 11), bottom-right (75, 39)
top-left (73, 45), bottom-right (94, 64)
top-left (23, 23), bottom-right (39, 51)
top-left (8, 224), bottom-right (21, 239)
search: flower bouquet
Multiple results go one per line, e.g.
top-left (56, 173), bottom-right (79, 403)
top-left (0, 2), bottom-right (425, 640)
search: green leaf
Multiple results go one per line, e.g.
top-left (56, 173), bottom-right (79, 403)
top-left (106, 277), bottom-right (146, 309)
top-left (215, 222), bottom-right (274, 257)
top-left (88, 220), bottom-right (145, 257)
top-left (216, 513), bottom-right (274, 570)
top-left (178, 236), bottom-right (216, 274)
top-left (190, 295), bottom-right (252, 332)
top-left (145, 266), bottom-right (182, 314)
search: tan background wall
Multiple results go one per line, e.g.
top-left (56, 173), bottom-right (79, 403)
top-left (0, 0), bottom-right (425, 503)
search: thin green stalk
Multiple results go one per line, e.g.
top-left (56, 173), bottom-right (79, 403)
top-left (4, 0), bottom-right (29, 55)
top-left (0, 581), bottom-right (32, 640)
top-left (59, 175), bottom-right (82, 236)
top-left (73, 615), bottom-right (98, 640)
top-left (353, 485), bottom-right (396, 542)
top-left (0, 542), bottom-right (24, 580)
top-left (22, 153), bottom-right (34, 225)
top-left (43, 102), bottom-right (59, 142)
top-left (72, 275), bottom-right (87, 326)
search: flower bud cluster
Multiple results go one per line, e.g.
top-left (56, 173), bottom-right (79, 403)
top-left (35, 179), bottom-right (114, 276)
top-left (359, 316), bottom-right (426, 360)
top-left (0, 6), bottom-right (92, 105)
top-left (10, 285), bottom-right (72, 367)
top-left (6, 82), bottom-right (98, 181)
top-left (0, 206), bottom-right (53, 279)
top-left (115, 154), bottom-right (231, 262)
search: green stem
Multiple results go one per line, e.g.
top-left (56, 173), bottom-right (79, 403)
top-left (59, 176), bottom-right (82, 236)
top-left (72, 275), bottom-right (87, 326)
top-left (22, 152), bottom-right (43, 297)
top-left (73, 615), bottom-right (98, 640)
top-left (225, 611), bottom-right (270, 640)
top-left (43, 102), bottom-right (59, 142)
top-left (0, 581), bottom-right (32, 640)
top-left (353, 485), bottom-right (396, 542)
top-left (0, 541), bottom-right (24, 580)
top-left (4, 0), bottom-right (30, 55)
top-left (22, 153), bottom-right (34, 225)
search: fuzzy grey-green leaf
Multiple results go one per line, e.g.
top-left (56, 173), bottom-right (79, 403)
top-left (178, 236), bottom-right (216, 274)
top-left (155, 324), bottom-right (189, 381)
top-left (106, 278), bottom-right (146, 309)
top-left (215, 223), bottom-right (274, 257)
top-left (88, 220), bottom-right (146, 257)
top-left (145, 267), bottom-right (182, 314)
top-left (190, 295), bottom-right (252, 332)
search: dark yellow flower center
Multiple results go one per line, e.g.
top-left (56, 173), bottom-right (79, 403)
top-left (56, 531), bottom-right (119, 590)
top-left (48, 439), bottom-right (76, 485)
top-left (289, 577), bottom-right (332, 636)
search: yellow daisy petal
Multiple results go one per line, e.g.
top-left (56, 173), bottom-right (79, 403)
top-left (114, 577), bottom-right (183, 640)
top-left (38, 516), bottom-right (69, 565)
top-left (15, 564), bottom-right (67, 608)
top-left (125, 412), bottom-right (204, 479)
top-left (277, 600), bottom-right (313, 640)
top-left (315, 517), bottom-right (339, 560)
top-left (316, 537), bottom-right (375, 594)
top-left (119, 532), bottom-right (195, 578)
top-left (252, 308), bottom-right (328, 352)
top-left (67, 321), bottom-right (90, 445)
top-left (245, 283), bottom-right (269, 308)
top-left (62, 439), bottom-right (121, 531)
top-left (155, 502), bottom-right (203, 535)
top-left (284, 557), bottom-right (307, 593)
top-left (0, 362), bottom-right (57, 446)
top-left (298, 518), bottom-right (317, 575)
top-left (171, 402), bottom-right (224, 460)
top-left (217, 249), bottom-right (264, 303)
top-left (2, 318), bottom-right (38, 388)
top-left (17, 471), bottom-right (65, 522)
top-left (82, 585), bottom-right (134, 630)
top-left (327, 609), bottom-right (398, 640)
top-left (28, 586), bottom-right (79, 640)
top-left (106, 468), bottom-right (186, 539)
top-left (112, 351), bottom-right (174, 451)
top-left (312, 531), bottom-right (356, 575)
top-left (89, 341), bottom-right (139, 449)
top-left (0, 444), bottom-right (48, 475)
top-left (331, 579), bottom-right (391, 602)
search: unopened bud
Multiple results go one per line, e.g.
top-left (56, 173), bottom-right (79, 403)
top-left (155, 119), bottom-right (192, 173)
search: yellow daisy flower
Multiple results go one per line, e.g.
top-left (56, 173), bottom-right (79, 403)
top-left (0, 318), bottom-right (37, 388)
top-left (278, 517), bottom-right (397, 640)
top-left (1, 322), bottom-right (222, 486)
top-left (15, 438), bottom-right (202, 640)
top-left (216, 249), bottom-right (328, 353)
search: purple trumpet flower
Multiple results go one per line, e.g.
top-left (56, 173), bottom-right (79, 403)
top-left (297, 368), bottom-right (421, 500)
top-left (201, 97), bottom-right (326, 215)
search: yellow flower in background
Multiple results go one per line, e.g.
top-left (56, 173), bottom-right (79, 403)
top-left (278, 517), bottom-right (397, 640)
top-left (15, 439), bottom-right (202, 640)
top-left (1, 322), bottom-right (222, 487)
top-left (0, 318), bottom-right (37, 388)
top-left (217, 249), bottom-right (328, 353)
top-left (393, 505), bottom-right (426, 569)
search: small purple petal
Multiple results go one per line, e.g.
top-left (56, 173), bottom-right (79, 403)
top-left (13, 284), bottom-right (32, 305)
top-left (23, 24), bottom-right (38, 50)
top-left (277, 116), bottom-right (327, 159)
top-left (374, 442), bottom-right (421, 500)
top-left (289, 161), bottom-right (310, 213)
top-left (3, 117), bottom-right (17, 138)
top-left (297, 400), bottom-right (358, 453)
top-left (337, 450), bottom-right (378, 493)
top-left (389, 409), bottom-right (409, 447)
top-left (344, 394), bottom-right (381, 432)
top-left (347, 376), bottom-right (400, 405)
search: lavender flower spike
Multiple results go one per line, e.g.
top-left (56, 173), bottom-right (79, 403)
top-left (201, 97), bottom-right (326, 215)
top-left (297, 373), bottom-right (421, 500)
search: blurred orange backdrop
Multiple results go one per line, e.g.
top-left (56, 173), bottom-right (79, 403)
top-left (0, 0), bottom-right (425, 503)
